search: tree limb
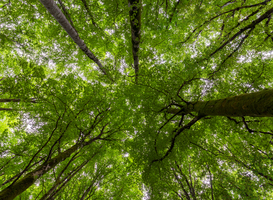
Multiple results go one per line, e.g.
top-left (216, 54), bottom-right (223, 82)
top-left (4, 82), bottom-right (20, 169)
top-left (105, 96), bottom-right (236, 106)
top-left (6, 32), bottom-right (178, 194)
top-left (152, 116), bottom-right (203, 163)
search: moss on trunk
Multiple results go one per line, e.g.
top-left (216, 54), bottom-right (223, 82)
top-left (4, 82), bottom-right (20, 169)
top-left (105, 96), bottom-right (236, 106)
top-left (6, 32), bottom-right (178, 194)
top-left (0, 143), bottom-right (81, 200)
top-left (167, 89), bottom-right (273, 117)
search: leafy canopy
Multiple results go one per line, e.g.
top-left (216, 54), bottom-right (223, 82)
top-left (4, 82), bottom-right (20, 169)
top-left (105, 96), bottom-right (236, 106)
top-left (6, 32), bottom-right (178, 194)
top-left (1, 0), bottom-right (273, 199)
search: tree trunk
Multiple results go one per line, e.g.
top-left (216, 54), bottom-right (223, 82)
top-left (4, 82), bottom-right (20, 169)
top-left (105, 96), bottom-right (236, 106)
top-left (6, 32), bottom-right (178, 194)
top-left (0, 138), bottom-right (96, 200)
top-left (39, 0), bottom-right (111, 80)
top-left (128, 0), bottom-right (142, 81)
top-left (167, 89), bottom-right (273, 117)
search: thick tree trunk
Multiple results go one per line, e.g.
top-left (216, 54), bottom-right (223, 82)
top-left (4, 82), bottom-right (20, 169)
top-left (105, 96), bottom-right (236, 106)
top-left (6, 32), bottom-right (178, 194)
top-left (0, 138), bottom-right (96, 200)
top-left (167, 89), bottom-right (273, 117)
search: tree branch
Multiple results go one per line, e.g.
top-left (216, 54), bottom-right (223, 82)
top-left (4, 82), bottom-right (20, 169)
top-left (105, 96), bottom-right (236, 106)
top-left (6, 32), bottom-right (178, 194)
top-left (167, 0), bottom-right (180, 29)
top-left (152, 116), bottom-right (203, 163)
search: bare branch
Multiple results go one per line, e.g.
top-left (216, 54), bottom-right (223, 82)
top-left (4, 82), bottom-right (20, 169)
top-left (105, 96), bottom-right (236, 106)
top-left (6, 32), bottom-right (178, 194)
top-left (210, 6), bottom-right (273, 57)
top-left (1, 0), bottom-right (10, 8)
top-left (172, 167), bottom-right (191, 200)
top-left (0, 108), bottom-right (13, 111)
top-left (167, 0), bottom-right (181, 29)
top-left (242, 117), bottom-right (273, 136)
top-left (207, 164), bottom-right (214, 200)
top-left (152, 115), bottom-right (203, 163)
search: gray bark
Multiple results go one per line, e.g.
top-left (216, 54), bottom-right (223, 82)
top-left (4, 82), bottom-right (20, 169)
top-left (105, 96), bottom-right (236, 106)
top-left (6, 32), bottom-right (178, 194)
top-left (39, 0), bottom-right (111, 80)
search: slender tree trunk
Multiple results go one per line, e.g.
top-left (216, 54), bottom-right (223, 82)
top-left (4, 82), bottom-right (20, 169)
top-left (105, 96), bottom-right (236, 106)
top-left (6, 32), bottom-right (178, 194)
top-left (167, 89), bottom-right (273, 117)
top-left (0, 138), bottom-right (97, 200)
top-left (39, 0), bottom-right (112, 80)
top-left (128, 0), bottom-right (142, 82)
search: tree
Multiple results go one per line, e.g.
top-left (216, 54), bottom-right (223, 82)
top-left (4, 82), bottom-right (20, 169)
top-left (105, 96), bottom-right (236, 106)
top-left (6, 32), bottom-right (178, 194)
top-left (0, 0), bottom-right (273, 199)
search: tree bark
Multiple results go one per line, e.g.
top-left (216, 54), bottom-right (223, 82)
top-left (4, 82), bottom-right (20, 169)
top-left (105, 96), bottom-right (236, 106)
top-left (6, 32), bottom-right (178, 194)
top-left (0, 138), bottom-right (97, 200)
top-left (0, 98), bottom-right (36, 103)
top-left (0, 108), bottom-right (13, 111)
top-left (0, 98), bottom-right (36, 111)
top-left (128, 0), bottom-right (142, 82)
top-left (167, 89), bottom-right (273, 117)
top-left (39, 0), bottom-right (112, 80)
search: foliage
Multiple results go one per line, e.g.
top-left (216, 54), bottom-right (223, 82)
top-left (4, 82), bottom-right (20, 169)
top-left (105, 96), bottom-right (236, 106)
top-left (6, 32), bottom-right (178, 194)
top-left (0, 0), bottom-right (273, 199)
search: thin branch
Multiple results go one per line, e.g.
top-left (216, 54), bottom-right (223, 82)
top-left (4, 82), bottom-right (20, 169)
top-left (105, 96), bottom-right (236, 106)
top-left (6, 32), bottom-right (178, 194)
top-left (242, 117), bottom-right (273, 136)
top-left (177, 77), bottom-right (200, 104)
top-left (80, 0), bottom-right (109, 39)
top-left (167, 0), bottom-right (180, 29)
top-left (207, 164), bottom-right (214, 200)
top-left (217, 145), bottom-right (273, 183)
top-left (0, 108), bottom-right (13, 111)
top-left (10, 115), bottom-right (62, 187)
top-left (172, 168), bottom-right (191, 200)
top-left (219, 0), bottom-right (236, 8)
top-left (1, 156), bottom-right (46, 187)
top-left (154, 109), bottom-right (184, 155)
top-left (1, 0), bottom-right (11, 8)
top-left (179, 1), bottom-right (270, 45)
top-left (0, 156), bottom-right (16, 173)
top-left (175, 161), bottom-right (196, 200)
top-left (39, 152), bottom-right (81, 200)
top-left (209, 27), bottom-right (254, 78)
top-left (227, 116), bottom-right (240, 124)
top-left (210, 6), bottom-right (273, 57)
top-left (187, 161), bottom-right (196, 200)
top-left (152, 115), bottom-right (203, 163)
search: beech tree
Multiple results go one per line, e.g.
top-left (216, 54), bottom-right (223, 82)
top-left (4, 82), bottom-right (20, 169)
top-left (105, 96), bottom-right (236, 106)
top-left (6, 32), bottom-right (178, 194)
top-left (0, 0), bottom-right (273, 199)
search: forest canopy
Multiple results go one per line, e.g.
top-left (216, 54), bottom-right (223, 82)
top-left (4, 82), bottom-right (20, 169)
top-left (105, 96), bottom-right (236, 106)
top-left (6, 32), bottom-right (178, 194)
top-left (1, 0), bottom-right (273, 199)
